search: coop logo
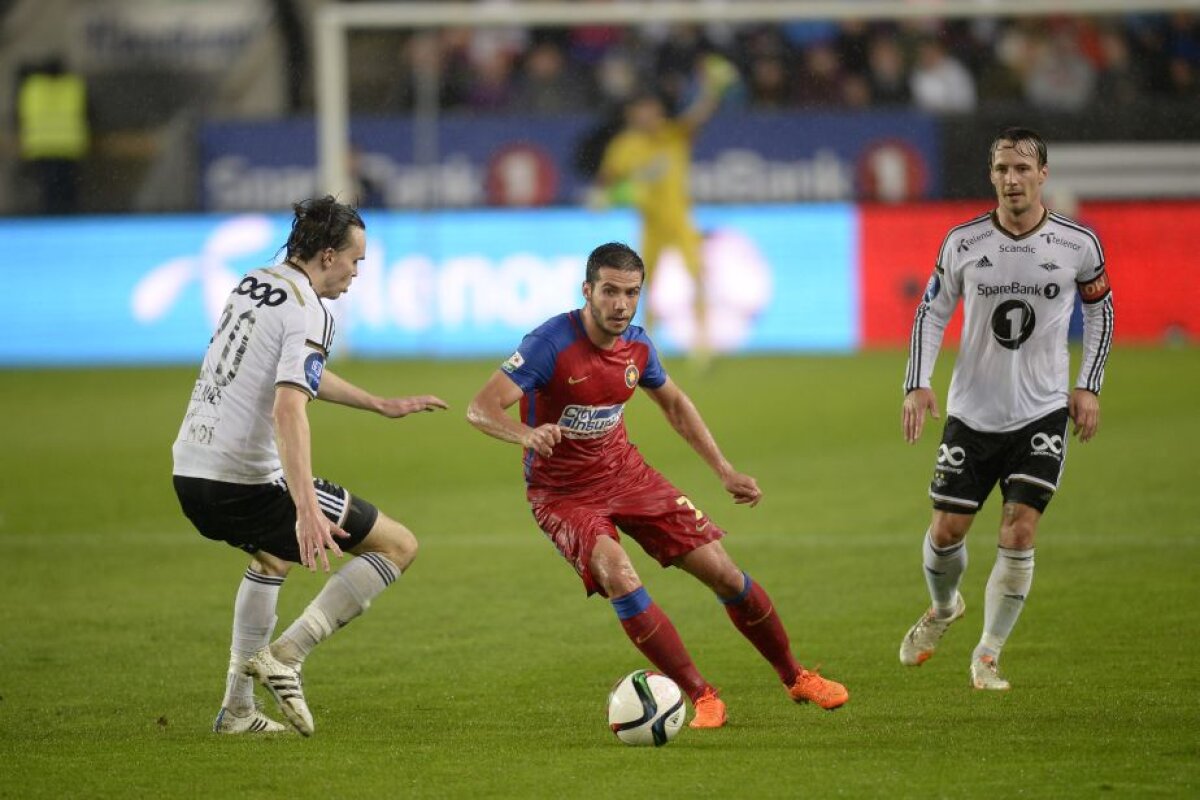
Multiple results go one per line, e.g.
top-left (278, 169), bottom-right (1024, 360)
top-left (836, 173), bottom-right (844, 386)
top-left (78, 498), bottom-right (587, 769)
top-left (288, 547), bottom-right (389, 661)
top-left (1030, 432), bottom-right (1063, 456)
top-left (1039, 232), bottom-right (1082, 251)
top-left (956, 230), bottom-right (994, 252)
top-left (978, 282), bottom-right (1049, 298)
top-left (999, 243), bottom-right (1036, 255)
top-left (557, 403), bottom-right (625, 439)
top-left (235, 276), bottom-right (288, 307)
top-left (937, 444), bottom-right (966, 467)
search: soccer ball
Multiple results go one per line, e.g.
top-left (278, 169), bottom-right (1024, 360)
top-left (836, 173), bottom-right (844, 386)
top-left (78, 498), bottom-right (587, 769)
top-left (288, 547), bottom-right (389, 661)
top-left (607, 669), bottom-right (686, 747)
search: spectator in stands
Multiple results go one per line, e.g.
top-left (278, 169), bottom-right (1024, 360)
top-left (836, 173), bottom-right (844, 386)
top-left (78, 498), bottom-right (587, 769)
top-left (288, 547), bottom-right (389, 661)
top-left (513, 40), bottom-right (588, 114)
top-left (1095, 26), bottom-right (1145, 106)
top-left (909, 37), bottom-right (977, 113)
top-left (1023, 28), bottom-right (1096, 112)
top-left (867, 32), bottom-right (911, 106)
top-left (466, 48), bottom-right (515, 112)
top-left (794, 43), bottom-right (845, 108)
top-left (747, 55), bottom-right (792, 109)
top-left (976, 24), bottom-right (1028, 103)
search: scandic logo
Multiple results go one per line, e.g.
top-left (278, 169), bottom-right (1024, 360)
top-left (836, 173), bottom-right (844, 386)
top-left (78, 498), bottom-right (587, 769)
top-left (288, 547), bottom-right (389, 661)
top-left (1000, 244), bottom-right (1036, 254)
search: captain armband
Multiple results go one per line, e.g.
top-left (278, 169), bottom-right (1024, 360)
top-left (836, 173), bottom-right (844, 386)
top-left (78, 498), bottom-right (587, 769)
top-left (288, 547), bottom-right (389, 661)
top-left (1077, 270), bottom-right (1111, 304)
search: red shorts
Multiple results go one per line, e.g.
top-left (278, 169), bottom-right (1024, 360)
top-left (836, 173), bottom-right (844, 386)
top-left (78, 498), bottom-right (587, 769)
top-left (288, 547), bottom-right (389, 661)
top-left (529, 461), bottom-right (724, 596)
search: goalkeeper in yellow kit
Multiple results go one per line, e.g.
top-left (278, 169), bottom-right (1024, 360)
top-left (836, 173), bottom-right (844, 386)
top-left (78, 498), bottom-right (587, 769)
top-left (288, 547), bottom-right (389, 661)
top-left (596, 56), bottom-right (738, 363)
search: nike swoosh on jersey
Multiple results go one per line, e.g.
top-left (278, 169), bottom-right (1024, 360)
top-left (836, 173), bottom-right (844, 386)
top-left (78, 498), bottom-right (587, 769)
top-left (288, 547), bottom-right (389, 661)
top-left (567, 376), bottom-right (590, 384)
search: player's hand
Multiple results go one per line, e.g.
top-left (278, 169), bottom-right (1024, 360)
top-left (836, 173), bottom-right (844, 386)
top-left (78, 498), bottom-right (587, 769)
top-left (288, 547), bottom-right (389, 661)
top-left (295, 510), bottom-right (349, 572)
top-left (1068, 388), bottom-right (1100, 442)
top-left (722, 471), bottom-right (762, 507)
top-left (701, 54), bottom-right (738, 95)
top-left (522, 423), bottom-right (563, 458)
top-left (375, 395), bottom-right (449, 418)
top-left (902, 387), bottom-right (940, 444)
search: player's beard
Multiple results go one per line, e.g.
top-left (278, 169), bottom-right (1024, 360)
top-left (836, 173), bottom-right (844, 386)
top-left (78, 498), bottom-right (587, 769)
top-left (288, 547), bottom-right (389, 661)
top-left (588, 299), bottom-right (633, 336)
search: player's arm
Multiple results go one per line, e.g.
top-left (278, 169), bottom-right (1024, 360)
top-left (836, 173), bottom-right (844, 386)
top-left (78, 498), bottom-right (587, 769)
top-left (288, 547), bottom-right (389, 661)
top-left (642, 377), bottom-right (761, 506)
top-left (466, 371), bottom-right (562, 457)
top-left (318, 368), bottom-right (448, 418)
top-left (902, 248), bottom-right (962, 444)
top-left (678, 55), bottom-right (737, 134)
top-left (273, 385), bottom-right (348, 572)
top-left (1071, 265), bottom-right (1113, 443)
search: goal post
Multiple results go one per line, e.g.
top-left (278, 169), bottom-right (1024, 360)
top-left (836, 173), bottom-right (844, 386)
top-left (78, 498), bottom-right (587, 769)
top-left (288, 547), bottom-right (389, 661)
top-left (314, 0), bottom-right (1200, 199)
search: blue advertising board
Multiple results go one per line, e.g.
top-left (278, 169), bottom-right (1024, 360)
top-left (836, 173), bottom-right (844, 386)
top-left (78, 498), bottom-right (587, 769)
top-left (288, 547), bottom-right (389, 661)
top-left (201, 111), bottom-right (939, 211)
top-left (0, 205), bottom-right (857, 366)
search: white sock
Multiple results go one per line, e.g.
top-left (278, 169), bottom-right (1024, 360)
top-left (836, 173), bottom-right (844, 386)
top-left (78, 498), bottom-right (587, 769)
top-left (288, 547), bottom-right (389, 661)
top-left (923, 529), bottom-right (968, 619)
top-left (223, 567), bottom-right (284, 713)
top-left (273, 553), bottom-right (400, 668)
top-left (974, 546), bottom-right (1035, 661)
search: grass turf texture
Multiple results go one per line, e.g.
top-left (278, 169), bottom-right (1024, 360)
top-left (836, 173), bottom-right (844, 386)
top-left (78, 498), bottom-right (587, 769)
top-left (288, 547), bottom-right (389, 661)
top-left (1, 348), bottom-right (1197, 798)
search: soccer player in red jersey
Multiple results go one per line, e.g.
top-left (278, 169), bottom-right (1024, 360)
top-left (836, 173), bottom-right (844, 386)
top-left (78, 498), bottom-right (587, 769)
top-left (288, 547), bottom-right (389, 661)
top-left (467, 242), bottom-right (848, 727)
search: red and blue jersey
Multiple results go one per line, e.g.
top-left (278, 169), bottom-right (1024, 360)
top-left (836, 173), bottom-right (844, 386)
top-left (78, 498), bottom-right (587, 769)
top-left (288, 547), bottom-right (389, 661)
top-left (499, 310), bottom-right (668, 493)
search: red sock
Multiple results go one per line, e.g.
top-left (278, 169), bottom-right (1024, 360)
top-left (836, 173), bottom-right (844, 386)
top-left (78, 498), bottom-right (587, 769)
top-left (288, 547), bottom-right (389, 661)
top-left (723, 576), bottom-right (800, 685)
top-left (618, 602), bottom-right (711, 702)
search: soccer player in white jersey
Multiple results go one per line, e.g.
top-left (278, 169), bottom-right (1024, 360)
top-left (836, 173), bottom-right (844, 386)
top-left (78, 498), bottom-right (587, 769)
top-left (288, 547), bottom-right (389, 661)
top-left (172, 196), bottom-right (447, 734)
top-left (899, 128), bottom-right (1113, 690)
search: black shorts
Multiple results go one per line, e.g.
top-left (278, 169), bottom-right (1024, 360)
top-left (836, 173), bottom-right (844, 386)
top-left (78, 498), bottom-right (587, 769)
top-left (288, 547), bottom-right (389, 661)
top-left (173, 475), bottom-right (379, 563)
top-left (929, 408), bottom-right (1070, 515)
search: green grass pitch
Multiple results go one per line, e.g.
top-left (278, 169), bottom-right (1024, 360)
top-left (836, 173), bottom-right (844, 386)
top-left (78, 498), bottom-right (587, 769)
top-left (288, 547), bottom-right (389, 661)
top-left (1, 348), bottom-right (1197, 798)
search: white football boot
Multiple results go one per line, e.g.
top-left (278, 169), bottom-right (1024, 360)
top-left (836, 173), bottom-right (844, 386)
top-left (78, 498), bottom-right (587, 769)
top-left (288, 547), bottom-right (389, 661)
top-left (242, 647), bottom-right (314, 736)
top-left (213, 701), bottom-right (288, 734)
top-left (970, 655), bottom-right (1011, 691)
top-left (899, 592), bottom-right (966, 666)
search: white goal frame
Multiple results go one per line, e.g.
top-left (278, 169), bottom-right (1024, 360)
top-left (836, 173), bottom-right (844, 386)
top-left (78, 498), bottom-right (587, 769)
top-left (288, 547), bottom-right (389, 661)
top-left (314, 0), bottom-right (1200, 198)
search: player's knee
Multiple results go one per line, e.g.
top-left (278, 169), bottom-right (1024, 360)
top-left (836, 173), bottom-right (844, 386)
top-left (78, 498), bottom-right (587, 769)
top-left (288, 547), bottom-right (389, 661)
top-left (362, 515), bottom-right (419, 571)
top-left (930, 511), bottom-right (972, 547)
top-left (999, 514), bottom-right (1038, 549)
top-left (251, 553), bottom-right (291, 577)
top-left (591, 540), bottom-right (641, 597)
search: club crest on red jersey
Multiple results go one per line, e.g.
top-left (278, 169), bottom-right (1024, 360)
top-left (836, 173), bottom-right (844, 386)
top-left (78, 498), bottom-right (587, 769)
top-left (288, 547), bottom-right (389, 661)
top-left (624, 362), bottom-right (640, 388)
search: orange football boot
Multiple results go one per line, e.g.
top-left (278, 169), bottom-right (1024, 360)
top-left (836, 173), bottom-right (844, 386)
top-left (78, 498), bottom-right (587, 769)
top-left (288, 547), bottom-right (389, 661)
top-left (688, 687), bottom-right (727, 729)
top-left (789, 667), bottom-right (849, 710)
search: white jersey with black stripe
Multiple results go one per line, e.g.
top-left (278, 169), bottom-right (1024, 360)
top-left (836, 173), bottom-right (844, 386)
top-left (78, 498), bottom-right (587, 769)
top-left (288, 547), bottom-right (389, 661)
top-left (172, 264), bottom-right (334, 483)
top-left (905, 209), bottom-right (1113, 433)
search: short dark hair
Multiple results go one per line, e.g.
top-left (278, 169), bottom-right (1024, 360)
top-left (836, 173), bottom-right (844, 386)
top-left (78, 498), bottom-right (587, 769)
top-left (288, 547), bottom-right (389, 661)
top-left (585, 242), bottom-right (645, 285)
top-left (282, 195), bottom-right (365, 262)
top-left (989, 127), bottom-right (1047, 168)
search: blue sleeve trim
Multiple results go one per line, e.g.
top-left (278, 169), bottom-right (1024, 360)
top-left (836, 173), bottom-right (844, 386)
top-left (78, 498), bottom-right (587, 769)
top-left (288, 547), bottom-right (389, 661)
top-left (611, 586), bottom-right (652, 620)
top-left (717, 573), bottom-right (753, 606)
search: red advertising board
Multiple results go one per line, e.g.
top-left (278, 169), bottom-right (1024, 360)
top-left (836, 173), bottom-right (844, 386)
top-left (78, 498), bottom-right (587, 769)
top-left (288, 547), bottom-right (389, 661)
top-left (859, 200), bottom-right (1200, 346)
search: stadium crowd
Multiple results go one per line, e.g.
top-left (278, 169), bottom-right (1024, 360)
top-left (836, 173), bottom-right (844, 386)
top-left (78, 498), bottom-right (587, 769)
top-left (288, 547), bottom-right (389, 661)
top-left (359, 11), bottom-right (1200, 115)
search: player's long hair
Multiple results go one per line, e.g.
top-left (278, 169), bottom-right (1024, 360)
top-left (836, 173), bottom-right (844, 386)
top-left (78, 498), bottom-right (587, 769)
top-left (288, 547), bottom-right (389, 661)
top-left (281, 196), bottom-right (365, 263)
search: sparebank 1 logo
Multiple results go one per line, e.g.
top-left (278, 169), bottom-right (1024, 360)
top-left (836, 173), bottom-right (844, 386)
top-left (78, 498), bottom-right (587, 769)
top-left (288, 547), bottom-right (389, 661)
top-left (130, 215), bottom-right (277, 327)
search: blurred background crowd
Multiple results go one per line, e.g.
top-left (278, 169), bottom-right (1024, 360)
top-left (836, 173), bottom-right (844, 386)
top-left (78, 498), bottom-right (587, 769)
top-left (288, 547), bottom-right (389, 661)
top-left (1, 0), bottom-right (1199, 215)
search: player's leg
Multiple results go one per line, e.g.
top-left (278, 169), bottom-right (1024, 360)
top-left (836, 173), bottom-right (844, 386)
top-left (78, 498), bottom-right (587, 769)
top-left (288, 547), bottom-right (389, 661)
top-left (639, 228), bottom-right (662, 332)
top-left (241, 478), bottom-right (385, 735)
top-left (271, 506), bottom-right (413, 670)
top-left (971, 408), bottom-right (1066, 689)
top-left (533, 496), bottom-right (722, 726)
top-left (675, 540), bottom-right (848, 710)
top-left (901, 416), bottom-right (1002, 666)
top-left (172, 476), bottom-right (292, 733)
top-left (675, 227), bottom-right (710, 368)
